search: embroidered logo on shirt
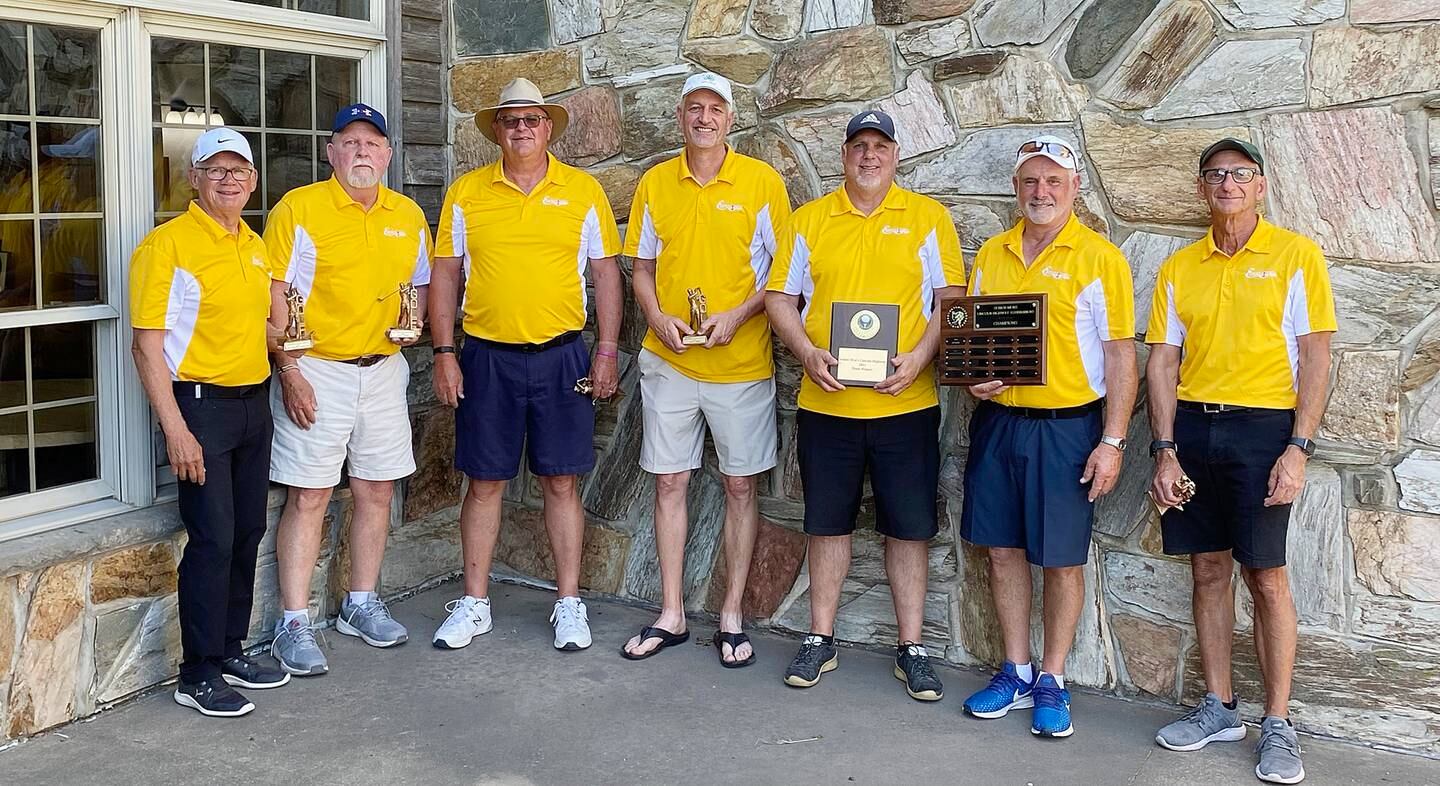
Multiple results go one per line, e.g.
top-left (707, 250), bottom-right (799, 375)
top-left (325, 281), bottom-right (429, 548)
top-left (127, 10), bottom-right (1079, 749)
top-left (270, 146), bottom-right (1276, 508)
top-left (383, 227), bottom-right (408, 238)
top-left (1040, 266), bottom-right (1071, 281)
top-left (1245, 268), bottom-right (1278, 280)
top-left (880, 225), bottom-right (910, 235)
top-left (250, 256), bottom-right (266, 269)
top-left (542, 196), bottom-right (570, 207)
top-left (715, 200), bottom-right (745, 213)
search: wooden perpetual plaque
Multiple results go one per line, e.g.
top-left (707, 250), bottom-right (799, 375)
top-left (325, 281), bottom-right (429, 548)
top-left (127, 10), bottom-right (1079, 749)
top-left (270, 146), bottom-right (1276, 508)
top-left (939, 294), bottom-right (1047, 386)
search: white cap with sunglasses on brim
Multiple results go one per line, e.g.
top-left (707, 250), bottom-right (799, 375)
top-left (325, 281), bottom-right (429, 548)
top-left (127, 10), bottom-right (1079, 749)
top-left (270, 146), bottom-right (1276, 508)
top-left (1014, 135), bottom-right (1078, 172)
top-left (191, 127), bottom-right (255, 167)
top-left (474, 77), bottom-right (570, 143)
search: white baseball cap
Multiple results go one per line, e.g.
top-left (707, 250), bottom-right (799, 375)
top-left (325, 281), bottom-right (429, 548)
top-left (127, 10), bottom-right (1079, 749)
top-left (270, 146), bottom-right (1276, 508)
top-left (680, 72), bottom-right (734, 107)
top-left (1014, 135), bottom-right (1079, 173)
top-left (190, 127), bottom-right (255, 167)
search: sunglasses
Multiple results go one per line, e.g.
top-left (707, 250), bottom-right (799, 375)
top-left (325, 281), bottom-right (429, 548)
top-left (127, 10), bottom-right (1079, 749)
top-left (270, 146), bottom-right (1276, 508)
top-left (1017, 141), bottom-right (1075, 162)
top-left (1200, 167), bottom-right (1260, 185)
top-left (497, 114), bottom-right (547, 130)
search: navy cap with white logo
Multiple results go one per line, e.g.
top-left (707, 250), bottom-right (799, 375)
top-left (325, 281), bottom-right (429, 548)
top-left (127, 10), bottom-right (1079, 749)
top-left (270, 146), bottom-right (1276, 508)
top-left (844, 109), bottom-right (896, 143)
top-left (333, 102), bottom-right (388, 137)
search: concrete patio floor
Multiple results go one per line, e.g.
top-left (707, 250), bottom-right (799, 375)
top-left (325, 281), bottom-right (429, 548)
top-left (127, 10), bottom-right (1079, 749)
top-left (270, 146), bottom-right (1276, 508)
top-left (1, 581), bottom-right (1435, 786)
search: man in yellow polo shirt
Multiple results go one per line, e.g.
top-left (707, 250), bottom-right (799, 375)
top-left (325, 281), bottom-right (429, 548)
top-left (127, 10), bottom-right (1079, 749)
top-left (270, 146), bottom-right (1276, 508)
top-left (766, 110), bottom-right (964, 701)
top-left (618, 73), bottom-right (790, 668)
top-left (959, 136), bottom-right (1137, 739)
top-left (1149, 139), bottom-right (1335, 786)
top-left (264, 104), bottom-right (434, 676)
top-left (428, 78), bottom-right (623, 652)
top-left (130, 128), bottom-right (288, 717)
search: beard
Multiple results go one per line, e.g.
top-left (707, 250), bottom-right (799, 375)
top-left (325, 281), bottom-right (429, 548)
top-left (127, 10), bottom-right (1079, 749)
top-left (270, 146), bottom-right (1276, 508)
top-left (1022, 201), bottom-right (1062, 225)
top-left (344, 165), bottom-right (381, 189)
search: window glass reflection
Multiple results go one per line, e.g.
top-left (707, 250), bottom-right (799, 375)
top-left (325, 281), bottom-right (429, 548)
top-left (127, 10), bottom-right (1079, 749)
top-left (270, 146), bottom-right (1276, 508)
top-left (0, 219), bottom-right (36, 312)
top-left (0, 122), bottom-right (32, 216)
top-left (33, 26), bottom-right (98, 119)
top-left (0, 22), bottom-right (28, 116)
top-left (211, 45), bottom-right (261, 128)
top-left (0, 412), bottom-right (30, 499)
top-left (315, 56), bottom-right (357, 129)
top-left (33, 401), bottom-right (95, 490)
top-left (39, 218), bottom-right (102, 307)
top-left (36, 123), bottom-right (100, 213)
top-left (266, 133), bottom-right (312, 207)
top-left (31, 322), bottom-right (93, 403)
top-left (0, 328), bottom-right (23, 409)
top-left (152, 38), bottom-right (205, 124)
top-left (264, 51), bottom-right (311, 130)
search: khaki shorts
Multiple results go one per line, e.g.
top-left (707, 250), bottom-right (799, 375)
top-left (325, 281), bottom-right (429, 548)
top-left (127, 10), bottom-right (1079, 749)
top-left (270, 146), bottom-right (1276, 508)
top-left (637, 349), bottom-right (777, 477)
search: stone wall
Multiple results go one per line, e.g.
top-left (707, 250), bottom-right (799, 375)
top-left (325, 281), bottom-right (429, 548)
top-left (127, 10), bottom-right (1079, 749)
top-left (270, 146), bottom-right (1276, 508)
top-left (441, 0), bottom-right (1440, 753)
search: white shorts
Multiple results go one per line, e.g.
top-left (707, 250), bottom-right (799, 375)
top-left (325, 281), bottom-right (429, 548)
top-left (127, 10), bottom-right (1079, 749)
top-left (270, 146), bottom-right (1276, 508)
top-left (637, 348), bottom-right (778, 477)
top-left (269, 353), bottom-right (415, 488)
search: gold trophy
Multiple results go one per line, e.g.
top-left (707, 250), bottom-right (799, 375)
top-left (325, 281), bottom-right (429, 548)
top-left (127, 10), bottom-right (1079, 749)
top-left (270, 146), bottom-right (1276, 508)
top-left (682, 287), bottom-right (710, 346)
top-left (1148, 475), bottom-right (1198, 516)
top-left (281, 284), bottom-right (315, 352)
top-left (385, 282), bottom-right (422, 343)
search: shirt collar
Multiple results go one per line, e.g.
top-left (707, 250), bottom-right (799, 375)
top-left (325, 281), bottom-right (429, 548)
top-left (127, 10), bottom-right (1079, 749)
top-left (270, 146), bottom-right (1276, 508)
top-left (829, 182), bottom-right (907, 217)
top-left (1204, 216), bottom-right (1274, 259)
top-left (1001, 212), bottom-right (1083, 260)
top-left (678, 146), bottom-right (738, 186)
top-left (491, 153), bottom-right (569, 192)
top-left (326, 176), bottom-right (398, 212)
top-left (186, 201), bottom-right (257, 243)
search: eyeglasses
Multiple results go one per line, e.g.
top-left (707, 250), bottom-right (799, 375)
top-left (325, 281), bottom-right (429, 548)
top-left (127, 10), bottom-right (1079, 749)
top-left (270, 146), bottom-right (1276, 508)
top-left (1200, 167), bottom-right (1260, 185)
top-left (498, 114), bottom-right (547, 130)
top-left (198, 166), bottom-right (255, 182)
top-left (1017, 141), bottom-right (1075, 162)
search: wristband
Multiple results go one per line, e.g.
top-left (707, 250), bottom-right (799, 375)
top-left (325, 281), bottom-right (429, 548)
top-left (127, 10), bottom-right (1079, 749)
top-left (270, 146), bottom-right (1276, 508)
top-left (596, 349), bottom-right (618, 358)
top-left (277, 363), bottom-right (299, 375)
top-left (1148, 439), bottom-right (1177, 458)
top-left (433, 346), bottom-right (456, 355)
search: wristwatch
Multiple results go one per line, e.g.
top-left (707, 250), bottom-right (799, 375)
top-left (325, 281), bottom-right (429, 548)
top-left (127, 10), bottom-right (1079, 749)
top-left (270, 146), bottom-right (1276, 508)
top-left (1149, 439), bottom-right (1177, 457)
top-left (1100, 435), bottom-right (1127, 451)
top-left (433, 346), bottom-right (457, 355)
top-left (1287, 436), bottom-right (1316, 457)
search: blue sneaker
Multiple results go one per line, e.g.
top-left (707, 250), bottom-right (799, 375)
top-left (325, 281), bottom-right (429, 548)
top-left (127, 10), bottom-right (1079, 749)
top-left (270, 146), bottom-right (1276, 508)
top-left (963, 661), bottom-right (1035, 719)
top-left (1030, 673), bottom-right (1073, 738)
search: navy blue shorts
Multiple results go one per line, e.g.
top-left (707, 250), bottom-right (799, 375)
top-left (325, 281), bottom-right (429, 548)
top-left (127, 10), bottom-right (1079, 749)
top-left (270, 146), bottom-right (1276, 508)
top-left (454, 334), bottom-right (595, 480)
top-left (1161, 406), bottom-right (1294, 569)
top-left (797, 406), bottom-right (940, 541)
top-left (960, 401), bottom-right (1101, 567)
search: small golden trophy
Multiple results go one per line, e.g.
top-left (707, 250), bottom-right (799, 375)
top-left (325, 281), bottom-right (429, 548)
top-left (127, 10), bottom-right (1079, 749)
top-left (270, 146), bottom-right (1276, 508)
top-left (281, 284), bottom-right (315, 352)
top-left (1148, 475), bottom-right (1197, 516)
top-left (386, 282), bottom-right (422, 343)
top-left (682, 287), bottom-right (710, 346)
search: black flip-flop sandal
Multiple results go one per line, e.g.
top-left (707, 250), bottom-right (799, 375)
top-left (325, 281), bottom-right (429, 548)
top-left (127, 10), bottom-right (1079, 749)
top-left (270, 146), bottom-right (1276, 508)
top-left (713, 630), bottom-right (756, 669)
top-left (620, 626), bottom-right (690, 660)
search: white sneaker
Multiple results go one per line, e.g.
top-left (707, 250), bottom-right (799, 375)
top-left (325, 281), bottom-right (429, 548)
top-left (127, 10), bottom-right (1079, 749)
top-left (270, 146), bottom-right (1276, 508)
top-left (432, 596), bottom-right (492, 650)
top-left (551, 597), bottom-right (591, 651)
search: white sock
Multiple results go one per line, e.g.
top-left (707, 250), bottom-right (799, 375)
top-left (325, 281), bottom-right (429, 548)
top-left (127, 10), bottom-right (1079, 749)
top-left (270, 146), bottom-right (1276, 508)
top-left (348, 591), bottom-right (376, 606)
top-left (1042, 671), bottom-right (1065, 689)
top-left (1014, 662), bottom-right (1035, 683)
top-left (465, 595), bottom-right (489, 605)
top-left (282, 609), bottom-right (309, 626)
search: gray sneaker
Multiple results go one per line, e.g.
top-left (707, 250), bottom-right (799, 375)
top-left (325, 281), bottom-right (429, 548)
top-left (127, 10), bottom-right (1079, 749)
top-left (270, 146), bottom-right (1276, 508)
top-left (271, 617), bottom-right (329, 676)
top-left (1255, 716), bottom-right (1305, 784)
top-left (337, 597), bottom-right (409, 648)
top-left (1156, 692), bottom-right (1246, 751)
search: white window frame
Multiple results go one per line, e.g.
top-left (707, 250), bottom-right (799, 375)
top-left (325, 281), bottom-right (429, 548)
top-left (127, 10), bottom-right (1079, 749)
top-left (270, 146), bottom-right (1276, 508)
top-left (0, 0), bottom-right (387, 542)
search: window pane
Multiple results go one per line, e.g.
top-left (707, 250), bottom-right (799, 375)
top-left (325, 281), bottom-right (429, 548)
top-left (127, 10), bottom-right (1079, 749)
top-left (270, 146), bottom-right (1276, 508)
top-left (33, 401), bottom-right (95, 490)
top-left (242, 213), bottom-right (264, 235)
top-left (316, 135), bottom-right (333, 182)
top-left (266, 133), bottom-right (311, 206)
top-left (39, 217), bottom-right (102, 307)
top-left (211, 45), bottom-right (261, 128)
top-left (152, 38), bottom-right (205, 124)
top-left (31, 322), bottom-right (92, 403)
top-left (314, 56), bottom-right (356, 131)
top-left (264, 51), bottom-right (311, 130)
top-left (0, 412), bottom-right (29, 498)
top-left (0, 328), bottom-right (23, 409)
top-left (233, 0), bottom-right (367, 21)
top-left (0, 122), bottom-right (32, 215)
top-left (36, 123), bottom-right (100, 213)
top-left (33, 26), bottom-right (98, 119)
top-left (0, 22), bottom-right (28, 115)
top-left (0, 219), bottom-right (36, 312)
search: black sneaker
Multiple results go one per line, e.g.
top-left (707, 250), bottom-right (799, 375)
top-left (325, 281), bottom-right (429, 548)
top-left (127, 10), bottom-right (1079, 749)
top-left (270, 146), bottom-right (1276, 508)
top-left (173, 678), bottom-right (256, 717)
top-left (222, 654), bottom-right (291, 689)
top-left (783, 634), bottom-right (838, 688)
top-left (894, 642), bottom-right (943, 701)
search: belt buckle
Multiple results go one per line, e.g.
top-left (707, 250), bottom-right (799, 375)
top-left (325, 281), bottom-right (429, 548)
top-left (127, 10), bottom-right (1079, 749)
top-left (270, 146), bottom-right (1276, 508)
top-left (1203, 402), bottom-right (1225, 414)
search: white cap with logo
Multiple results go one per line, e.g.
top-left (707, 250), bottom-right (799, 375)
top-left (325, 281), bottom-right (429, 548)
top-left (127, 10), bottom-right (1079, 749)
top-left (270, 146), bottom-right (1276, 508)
top-left (680, 72), bottom-right (734, 107)
top-left (190, 127), bottom-right (255, 167)
top-left (1014, 134), bottom-right (1079, 173)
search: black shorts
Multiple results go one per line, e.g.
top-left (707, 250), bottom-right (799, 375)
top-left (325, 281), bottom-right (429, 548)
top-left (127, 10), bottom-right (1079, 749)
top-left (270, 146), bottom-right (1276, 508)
top-left (796, 406), bottom-right (940, 541)
top-left (1161, 405), bottom-right (1295, 568)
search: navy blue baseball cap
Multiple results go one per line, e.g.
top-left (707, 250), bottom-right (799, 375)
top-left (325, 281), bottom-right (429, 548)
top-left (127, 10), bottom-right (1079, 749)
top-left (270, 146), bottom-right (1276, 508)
top-left (333, 103), bottom-right (388, 136)
top-left (844, 109), bottom-right (896, 143)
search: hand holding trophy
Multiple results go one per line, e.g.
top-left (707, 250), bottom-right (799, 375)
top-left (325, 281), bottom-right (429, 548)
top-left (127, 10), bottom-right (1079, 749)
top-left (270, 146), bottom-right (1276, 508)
top-left (386, 282), bottom-right (422, 345)
top-left (683, 287), bottom-right (710, 346)
top-left (280, 284), bottom-right (315, 354)
top-left (1148, 475), bottom-right (1197, 516)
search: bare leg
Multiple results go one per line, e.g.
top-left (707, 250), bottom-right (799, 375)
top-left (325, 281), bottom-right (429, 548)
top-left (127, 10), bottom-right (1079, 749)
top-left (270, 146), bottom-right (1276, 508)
top-left (988, 547), bottom-right (1033, 666)
top-left (277, 486), bottom-right (335, 611)
top-left (717, 474), bottom-right (759, 663)
top-left (346, 479), bottom-right (394, 594)
top-left (1192, 551), bottom-right (1236, 702)
top-left (624, 471), bottom-right (691, 657)
top-left (806, 535), bottom-right (851, 636)
top-left (1242, 565), bottom-right (1297, 718)
top-left (886, 538), bottom-right (930, 644)
top-left (458, 479), bottom-right (506, 599)
top-left (1039, 566), bottom-right (1085, 675)
top-left (538, 474), bottom-right (584, 599)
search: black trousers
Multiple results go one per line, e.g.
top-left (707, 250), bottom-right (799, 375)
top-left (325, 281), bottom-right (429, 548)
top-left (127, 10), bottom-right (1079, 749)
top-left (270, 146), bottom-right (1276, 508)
top-left (174, 384), bottom-right (273, 683)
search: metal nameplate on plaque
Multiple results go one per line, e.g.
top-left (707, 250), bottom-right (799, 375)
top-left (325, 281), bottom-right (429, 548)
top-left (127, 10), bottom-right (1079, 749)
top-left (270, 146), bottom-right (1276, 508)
top-left (938, 294), bottom-right (1047, 386)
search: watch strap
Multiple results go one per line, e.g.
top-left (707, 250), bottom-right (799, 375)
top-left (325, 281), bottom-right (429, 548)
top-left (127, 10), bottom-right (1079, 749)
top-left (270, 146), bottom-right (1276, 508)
top-left (1149, 439), bottom-right (1178, 457)
top-left (433, 346), bottom-right (457, 355)
top-left (1287, 436), bottom-right (1316, 457)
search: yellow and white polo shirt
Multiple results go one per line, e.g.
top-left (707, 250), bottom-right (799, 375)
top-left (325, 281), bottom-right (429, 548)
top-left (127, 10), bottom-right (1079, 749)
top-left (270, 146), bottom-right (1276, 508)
top-left (625, 147), bottom-right (791, 383)
top-left (1145, 218), bottom-right (1337, 409)
top-left (263, 178), bottom-right (433, 361)
top-left (436, 154), bottom-right (621, 345)
top-left (767, 183), bottom-right (966, 420)
top-left (970, 214), bottom-right (1135, 410)
top-left (129, 202), bottom-right (271, 386)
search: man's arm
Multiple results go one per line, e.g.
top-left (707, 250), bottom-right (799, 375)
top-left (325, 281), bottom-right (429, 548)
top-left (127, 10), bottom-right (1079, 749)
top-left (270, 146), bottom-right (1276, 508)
top-left (1265, 331), bottom-right (1333, 506)
top-left (632, 257), bottom-right (692, 352)
top-left (428, 255), bottom-right (464, 408)
top-left (1080, 338), bottom-right (1138, 502)
top-left (589, 256), bottom-right (622, 400)
top-left (875, 285), bottom-right (959, 396)
top-left (1146, 343), bottom-right (1185, 506)
top-left (765, 291), bottom-right (842, 392)
top-left (132, 329), bottom-right (205, 485)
